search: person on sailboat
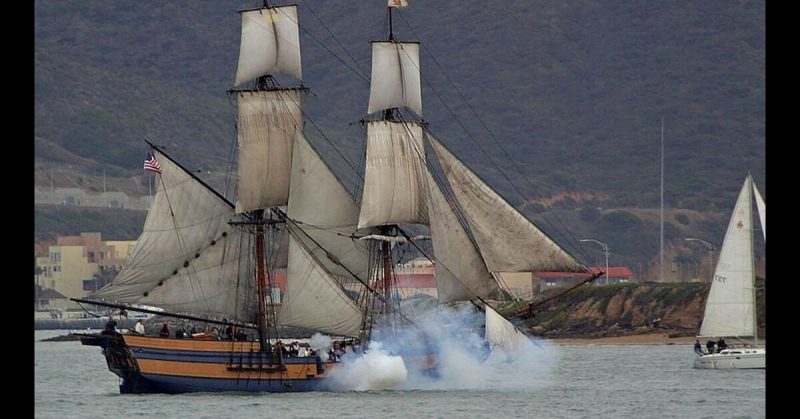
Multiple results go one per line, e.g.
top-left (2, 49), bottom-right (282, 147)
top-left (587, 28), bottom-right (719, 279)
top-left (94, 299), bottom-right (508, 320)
top-left (717, 338), bottom-right (727, 352)
top-left (134, 320), bottom-right (145, 335)
top-left (694, 340), bottom-right (704, 356)
top-left (705, 339), bottom-right (716, 354)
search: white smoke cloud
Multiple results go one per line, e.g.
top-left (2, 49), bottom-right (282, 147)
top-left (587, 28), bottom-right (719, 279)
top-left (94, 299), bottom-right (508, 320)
top-left (319, 303), bottom-right (560, 392)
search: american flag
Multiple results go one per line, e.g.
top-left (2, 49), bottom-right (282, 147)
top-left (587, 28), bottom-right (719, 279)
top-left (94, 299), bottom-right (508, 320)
top-left (144, 152), bottom-right (161, 174)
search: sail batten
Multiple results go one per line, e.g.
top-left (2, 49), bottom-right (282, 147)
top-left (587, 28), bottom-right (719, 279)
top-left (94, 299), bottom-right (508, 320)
top-left (234, 89), bottom-right (303, 213)
top-left (698, 176), bottom-right (755, 338)
top-left (358, 121), bottom-right (429, 229)
top-left (428, 136), bottom-right (583, 273)
top-left (367, 42), bottom-right (422, 116)
top-left (235, 5), bottom-right (302, 85)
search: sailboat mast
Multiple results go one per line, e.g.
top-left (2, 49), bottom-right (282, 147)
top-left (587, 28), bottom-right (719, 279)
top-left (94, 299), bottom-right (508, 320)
top-left (388, 6), bottom-right (394, 41)
top-left (382, 234), bottom-right (393, 316)
top-left (749, 175), bottom-right (758, 348)
top-left (254, 209), bottom-right (270, 350)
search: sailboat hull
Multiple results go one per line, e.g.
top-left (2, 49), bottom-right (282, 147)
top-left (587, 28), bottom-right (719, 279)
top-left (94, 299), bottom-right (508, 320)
top-left (693, 348), bottom-right (765, 369)
top-left (78, 333), bottom-right (337, 393)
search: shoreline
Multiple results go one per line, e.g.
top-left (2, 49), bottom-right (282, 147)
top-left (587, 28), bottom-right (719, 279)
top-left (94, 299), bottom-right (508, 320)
top-left (545, 333), bottom-right (697, 345)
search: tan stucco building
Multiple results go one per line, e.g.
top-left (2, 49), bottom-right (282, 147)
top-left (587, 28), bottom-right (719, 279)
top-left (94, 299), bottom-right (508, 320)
top-left (35, 232), bottom-right (137, 300)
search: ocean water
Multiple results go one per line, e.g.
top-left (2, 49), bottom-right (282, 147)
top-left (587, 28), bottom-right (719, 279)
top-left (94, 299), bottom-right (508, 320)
top-left (34, 330), bottom-right (765, 418)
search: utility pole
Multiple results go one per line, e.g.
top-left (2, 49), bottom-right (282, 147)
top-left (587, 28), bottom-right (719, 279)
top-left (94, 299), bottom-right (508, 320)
top-left (660, 118), bottom-right (664, 282)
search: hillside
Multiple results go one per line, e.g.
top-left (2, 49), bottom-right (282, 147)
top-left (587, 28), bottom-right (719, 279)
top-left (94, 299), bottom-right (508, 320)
top-left (34, 1), bottom-right (765, 273)
top-left (503, 280), bottom-right (766, 339)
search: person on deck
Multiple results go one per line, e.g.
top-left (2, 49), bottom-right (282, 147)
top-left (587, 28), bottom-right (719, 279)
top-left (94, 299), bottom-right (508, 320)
top-left (706, 339), bottom-right (716, 354)
top-left (159, 322), bottom-right (170, 338)
top-left (717, 338), bottom-right (727, 352)
top-left (103, 317), bottom-right (118, 333)
top-left (694, 340), bottom-right (704, 356)
top-left (134, 320), bottom-right (145, 335)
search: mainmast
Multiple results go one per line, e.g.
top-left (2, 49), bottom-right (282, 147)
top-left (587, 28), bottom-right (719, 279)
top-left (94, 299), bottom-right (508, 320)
top-left (748, 174), bottom-right (758, 348)
top-left (359, 0), bottom-right (423, 330)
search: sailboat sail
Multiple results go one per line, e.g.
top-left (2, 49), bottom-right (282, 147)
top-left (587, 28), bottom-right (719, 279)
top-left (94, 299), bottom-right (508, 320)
top-left (358, 120), bottom-right (430, 229)
top-left (752, 181), bottom-right (766, 241)
top-left (234, 5), bottom-right (302, 86)
top-left (367, 41), bottom-right (422, 116)
top-left (485, 305), bottom-right (530, 353)
top-left (428, 136), bottom-right (583, 272)
top-left (91, 149), bottom-right (254, 321)
top-left (698, 176), bottom-right (755, 338)
top-left (234, 89), bottom-right (303, 213)
top-left (280, 234), bottom-right (364, 338)
top-left (278, 134), bottom-right (371, 336)
top-left (425, 170), bottom-right (502, 303)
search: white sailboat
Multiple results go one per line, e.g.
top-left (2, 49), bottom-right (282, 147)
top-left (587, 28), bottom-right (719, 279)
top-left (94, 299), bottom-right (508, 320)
top-left (693, 174), bottom-right (765, 369)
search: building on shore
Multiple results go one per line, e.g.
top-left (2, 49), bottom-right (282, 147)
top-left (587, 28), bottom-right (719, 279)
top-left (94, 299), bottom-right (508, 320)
top-left (35, 233), bottom-right (136, 310)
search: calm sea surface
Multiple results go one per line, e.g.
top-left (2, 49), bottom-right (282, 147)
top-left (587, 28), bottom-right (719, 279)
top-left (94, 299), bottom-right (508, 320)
top-left (34, 330), bottom-right (765, 418)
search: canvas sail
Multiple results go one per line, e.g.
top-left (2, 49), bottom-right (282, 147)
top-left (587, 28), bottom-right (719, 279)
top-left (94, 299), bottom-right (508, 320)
top-left (358, 121), bottom-right (429, 229)
top-left (235, 5), bottom-right (302, 86)
top-left (367, 42), bottom-right (422, 116)
top-left (426, 171), bottom-right (502, 303)
top-left (698, 176), bottom-right (755, 338)
top-left (234, 89), bottom-right (302, 213)
top-left (91, 150), bottom-right (255, 322)
top-left (279, 234), bottom-right (364, 338)
top-left (485, 305), bottom-right (529, 353)
top-left (429, 136), bottom-right (583, 272)
top-left (286, 135), bottom-right (371, 280)
top-left (752, 179), bottom-right (766, 241)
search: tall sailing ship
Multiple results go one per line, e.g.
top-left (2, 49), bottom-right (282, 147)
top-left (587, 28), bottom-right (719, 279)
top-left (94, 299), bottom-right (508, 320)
top-left (75, 1), bottom-right (595, 393)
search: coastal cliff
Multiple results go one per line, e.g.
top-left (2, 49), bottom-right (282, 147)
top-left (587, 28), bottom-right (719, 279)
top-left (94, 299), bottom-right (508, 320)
top-left (514, 280), bottom-right (766, 339)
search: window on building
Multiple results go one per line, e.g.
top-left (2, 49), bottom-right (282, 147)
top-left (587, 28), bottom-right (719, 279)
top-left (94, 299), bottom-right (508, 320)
top-left (50, 252), bottom-right (61, 263)
top-left (99, 252), bottom-right (105, 260)
top-left (53, 266), bottom-right (61, 272)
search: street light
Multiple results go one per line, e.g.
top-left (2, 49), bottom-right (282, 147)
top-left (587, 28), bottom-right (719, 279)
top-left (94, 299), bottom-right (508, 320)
top-left (580, 239), bottom-right (609, 285)
top-left (685, 238), bottom-right (715, 283)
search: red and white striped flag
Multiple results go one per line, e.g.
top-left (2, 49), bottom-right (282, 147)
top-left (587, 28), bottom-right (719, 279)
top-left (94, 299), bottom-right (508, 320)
top-left (144, 152), bottom-right (161, 174)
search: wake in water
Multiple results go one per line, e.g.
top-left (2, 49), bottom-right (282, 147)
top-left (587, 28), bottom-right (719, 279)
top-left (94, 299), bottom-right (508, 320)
top-left (321, 304), bottom-right (560, 391)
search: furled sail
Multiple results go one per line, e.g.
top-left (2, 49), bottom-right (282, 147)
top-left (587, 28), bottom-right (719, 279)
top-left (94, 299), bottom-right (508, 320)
top-left (429, 136), bottom-right (583, 273)
top-left (234, 89), bottom-right (302, 213)
top-left (367, 42), bottom-right (422, 116)
top-left (279, 234), bottom-right (364, 338)
top-left (358, 121), bottom-right (429, 229)
top-left (92, 150), bottom-right (255, 322)
top-left (485, 305), bottom-right (530, 353)
top-left (234, 5), bottom-right (302, 86)
top-left (426, 171), bottom-right (502, 303)
top-left (698, 176), bottom-right (755, 338)
top-left (752, 179), bottom-right (766, 241)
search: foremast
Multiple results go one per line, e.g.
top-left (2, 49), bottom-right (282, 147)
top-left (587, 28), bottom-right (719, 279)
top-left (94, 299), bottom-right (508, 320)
top-left (231, 2), bottom-right (305, 352)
